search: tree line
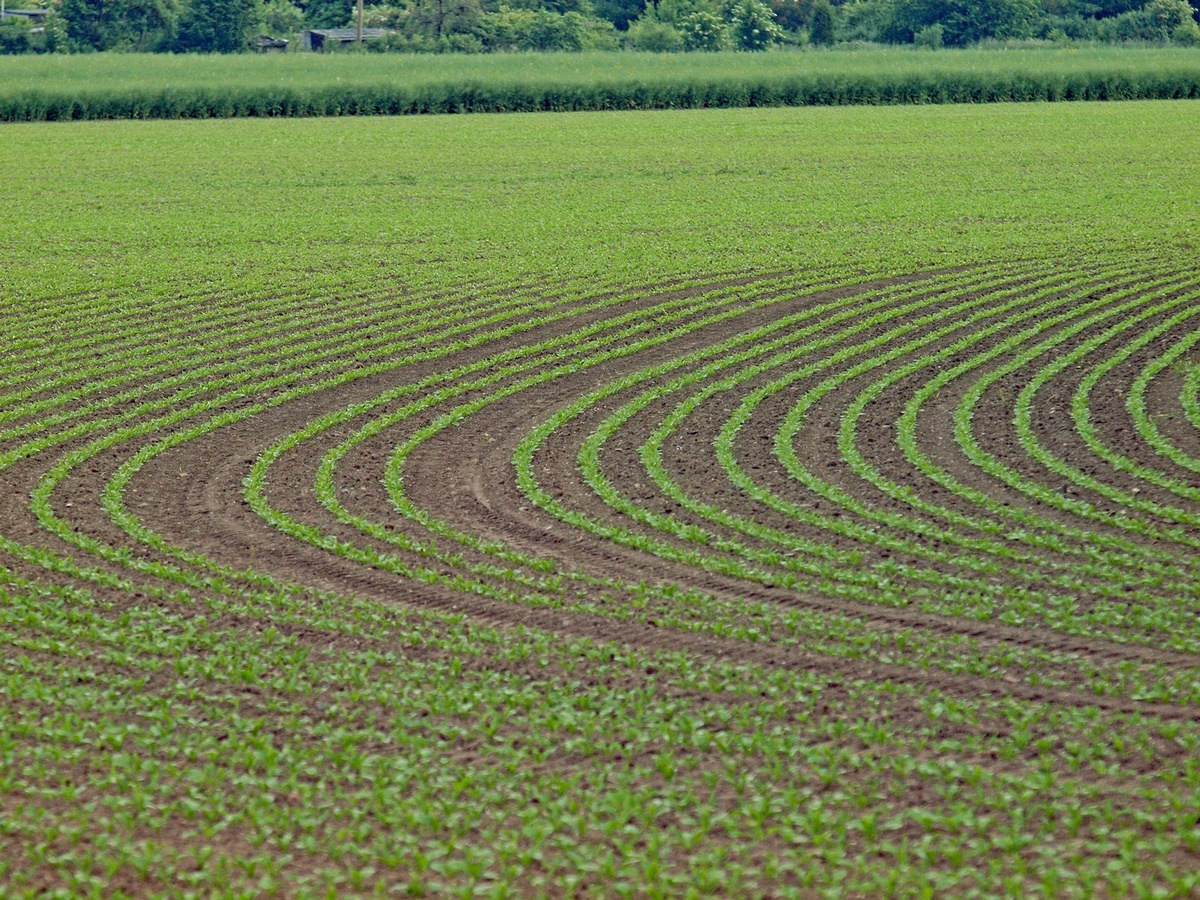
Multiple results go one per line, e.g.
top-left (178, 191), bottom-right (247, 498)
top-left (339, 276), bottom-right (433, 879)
top-left (1, 0), bottom-right (1196, 53)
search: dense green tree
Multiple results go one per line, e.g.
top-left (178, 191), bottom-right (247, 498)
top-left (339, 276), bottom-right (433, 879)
top-left (1097, 0), bottom-right (1199, 38)
top-left (261, 0), bottom-right (306, 36)
top-left (172, 0), bottom-right (260, 50)
top-left (837, 0), bottom-right (890, 40)
top-left (727, 0), bottom-right (782, 46)
top-left (652, 0), bottom-right (713, 22)
top-left (57, 0), bottom-right (103, 48)
top-left (481, 5), bottom-right (613, 47)
top-left (679, 8), bottom-right (727, 44)
top-left (624, 12), bottom-right (685, 43)
top-left (1145, 0), bottom-right (1199, 32)
top-left (592, 0), bottom-right (645, 29)
top-left (506, 0), bottom-right (595, 16)
top-left (356, 1), bottom-right (409, 27)
top-left (913, 19), bottom-right (944, 41)
top-left (298, 0), bottom-right (354, 27)
top-left (125, 0), bottom-right (180, 47)
top-left (1087, 0), bottom-right (1151, 19)
top-left (808, 0), bottom-right (835, 40)
top-left (59, 0), bottom-right (178, 50)
top-left (34, 0), bottom-right (1200, 52)
top-left (408, 0), bottom-right (483, 37)
top-left (769, 0), bottom-right (814, 30)
top-left (0, 16), bottom-right (35, 53)
top-left (883, 0), bottom-right (1036, 43)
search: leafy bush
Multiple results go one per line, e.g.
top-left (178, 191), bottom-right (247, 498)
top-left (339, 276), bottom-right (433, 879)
top-left (59, 0), bottom-right (178, 51)
top-left (443, 31), bottom-right (489, 49)
top-left (839, 1), bottom-right (892, 41)
top-left (0, 16), bottom-right (36, 54)
top-left (365, 31), bottom-right (438, 50)
top-left (1174, 20), bottom-right (1200, 41)
top-left (679, 10), bottom-right (728, 47)
top-left (302, 0), bottom-right (354, 27)
top-left (355, 2), bottom-right (408, 27)
top-left (653, 0), bottom-right (716, 24)
top-left (884, 0), bottom-right (1037, 44)
top-left (479, 7), bottom-right (612, 49)
top-left (261, 0), bottom-right (305, 38)
top-left (403, 0), bottom-right (483, 41)
top-left (727, 0), bottom-right (783, 48)
top-left (171, 0), bottom-right (260, 51)
top-left (592, 0), bottom-right (646, 29)
top-left (809, 0), bottom-right (836, 43)
top-left (914, 20), bottom-right (945, 44)
top-left (1097, 0), bottom-right (1200, 41)
top-left (625, 15), bottom-right (685, 47)
top-left (770, 0), bottom-right (815, 32)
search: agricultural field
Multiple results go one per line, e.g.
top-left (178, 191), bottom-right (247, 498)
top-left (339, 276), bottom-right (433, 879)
top-left (3, 46), bottom-right (1200, 121)
top-left (2, 101), bottom-right (1200, 896)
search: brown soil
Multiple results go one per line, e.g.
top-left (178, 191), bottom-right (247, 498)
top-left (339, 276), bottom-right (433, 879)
top-left (5, 266), bottom-right (1200, 893)
top-left (17, 268), bottom-right (1192, 703)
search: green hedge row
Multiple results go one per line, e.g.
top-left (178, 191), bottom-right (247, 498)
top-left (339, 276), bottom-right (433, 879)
top-left (5, 68), bottom-right (1200, 121)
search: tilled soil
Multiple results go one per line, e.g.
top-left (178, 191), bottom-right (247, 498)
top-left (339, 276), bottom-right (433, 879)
top-left (6, 264), bottom-right (1200, 894)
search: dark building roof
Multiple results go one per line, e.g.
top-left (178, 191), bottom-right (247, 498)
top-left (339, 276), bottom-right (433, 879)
top-left (303, 29), bottom-right (390, 40)
top-left (300, 28), bottom-right (391, 50)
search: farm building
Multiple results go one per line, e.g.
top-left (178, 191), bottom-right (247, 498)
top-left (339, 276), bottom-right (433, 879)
top-left (0, 8), bottom-right (50, 21)
top-left (255, 35), bottom-right (289, 52)
top-left (300, 29), bottom-right (390, 51)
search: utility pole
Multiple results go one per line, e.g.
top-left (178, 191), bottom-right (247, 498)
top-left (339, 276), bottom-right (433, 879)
top-left (357, 0), bottom-right (364, 44)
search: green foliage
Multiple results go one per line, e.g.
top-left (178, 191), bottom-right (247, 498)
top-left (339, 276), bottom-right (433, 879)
top-left (1088, 0), bottom-right (1155, 19)
top-left (839, 0), bottom-right (893, 39)
top-left (481, 7), bottom-right (613, 49)
top-left (809, 0), bottom-right (836, 42)
top-left (625, 13), bottom-right (685, 45)
top-left (299, 0), bottom-right (354, 27)
top-left (883, 0), bottom-right (1037, 43)
top-left (59, 0), bottom-right (179, 50)
top-left (261, 0), bottom-right (306, 37)
top-left (0, 16), bottom-right (36, 54)
top-left (171, 0), bottom-right (260, 50)
top-left (653, 0), bottom-right (714, 24)
top-left (770, 0), bottom-right (816, 31)
top-left (407, 0), bottom-right (483, 39)
top-left (506, 0), bottom-right (597, 17)
top-left (727, 0), bottom-right (784, 47)
top-left (679, 9), bottom-right (728, 45)
top-left (914, 19), bottom-right (945, 42)
top-left (356, 1), bottom-right (408, 26)
top-left (370, 29), bottom-right (480, 50)
top-left (621, 0), bottom-right (710, 50)
top-left (1175, 19), bottom-right (1200, 41)
top-left (592, 0), bottom-right (646, 29)
top-left (1097, 0), bottom-right (1200, 40)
